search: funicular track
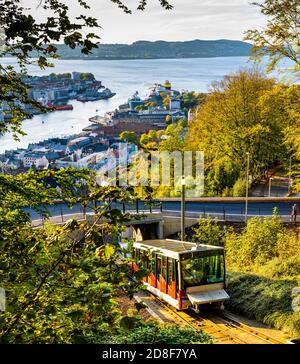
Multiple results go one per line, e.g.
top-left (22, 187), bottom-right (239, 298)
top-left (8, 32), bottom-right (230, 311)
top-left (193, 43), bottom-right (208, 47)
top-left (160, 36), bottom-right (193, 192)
top-left (142, 292), bottom-right (287, 344)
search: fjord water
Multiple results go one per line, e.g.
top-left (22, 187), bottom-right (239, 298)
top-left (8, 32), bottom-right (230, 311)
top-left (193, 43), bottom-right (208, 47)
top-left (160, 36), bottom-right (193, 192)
top-left (0, 56), bottom-right (254, 152)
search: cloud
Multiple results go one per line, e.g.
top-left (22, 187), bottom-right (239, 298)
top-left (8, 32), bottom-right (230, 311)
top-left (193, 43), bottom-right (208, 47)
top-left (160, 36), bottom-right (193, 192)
top-left (23, 0), bottom-right (266, 43)
top-left (96, 0), bottom-right (266, 43)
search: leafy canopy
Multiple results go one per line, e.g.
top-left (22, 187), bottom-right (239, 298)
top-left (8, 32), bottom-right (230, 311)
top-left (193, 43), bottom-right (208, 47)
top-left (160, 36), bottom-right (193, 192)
top-left (245, 0), bottom-right (300, 77)
top-left (185, 69), bottom-right (295, 196)
top-left (0, 167), bottom-right (151, 343)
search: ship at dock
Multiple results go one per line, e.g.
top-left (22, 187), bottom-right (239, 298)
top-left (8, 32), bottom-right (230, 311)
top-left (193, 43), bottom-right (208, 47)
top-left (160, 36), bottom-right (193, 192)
top-left (77, 88), bottom-right (116, 102)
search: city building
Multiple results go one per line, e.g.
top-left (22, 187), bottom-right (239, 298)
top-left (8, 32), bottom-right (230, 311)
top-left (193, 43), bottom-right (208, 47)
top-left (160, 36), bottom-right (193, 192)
top-left (169, 98), bottom-right (181, 110)
top-left (23, 152), bottom-right (47, 168)
top-left (128, 92), bottom-right (144, 111)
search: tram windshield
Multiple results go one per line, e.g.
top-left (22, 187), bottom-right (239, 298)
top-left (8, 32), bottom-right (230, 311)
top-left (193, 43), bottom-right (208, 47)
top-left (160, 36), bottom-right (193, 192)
top-left (180, 252), bottom-right (224, 286)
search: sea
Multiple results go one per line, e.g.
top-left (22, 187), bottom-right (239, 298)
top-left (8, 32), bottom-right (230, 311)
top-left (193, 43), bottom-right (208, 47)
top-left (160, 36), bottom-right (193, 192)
top-left (0, 56), bottom-right (275, 153)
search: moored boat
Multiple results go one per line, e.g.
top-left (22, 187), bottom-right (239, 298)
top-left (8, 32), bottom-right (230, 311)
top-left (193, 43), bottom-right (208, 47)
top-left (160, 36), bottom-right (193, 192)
top-left (47, 102), bottom-right (73, 111)
top-left (77, 88), bottom-right (116, 102)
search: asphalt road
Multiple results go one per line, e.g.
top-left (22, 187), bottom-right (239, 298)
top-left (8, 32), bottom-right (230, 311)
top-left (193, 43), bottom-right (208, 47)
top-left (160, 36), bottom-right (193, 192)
top-left (162, 200), bottom-right (295, 216)
top-left (26, 199), bottom-right (298, 220)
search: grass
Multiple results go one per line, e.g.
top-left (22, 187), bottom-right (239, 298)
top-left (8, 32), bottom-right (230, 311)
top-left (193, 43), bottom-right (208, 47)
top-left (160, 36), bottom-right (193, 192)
top-left (226, 272), bottom-right (300, 338)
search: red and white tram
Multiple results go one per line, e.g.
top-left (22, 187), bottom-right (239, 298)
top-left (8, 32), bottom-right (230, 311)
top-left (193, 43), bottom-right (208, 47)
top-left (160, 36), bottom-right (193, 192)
top-left (132, 239), bottom-right (229, 311)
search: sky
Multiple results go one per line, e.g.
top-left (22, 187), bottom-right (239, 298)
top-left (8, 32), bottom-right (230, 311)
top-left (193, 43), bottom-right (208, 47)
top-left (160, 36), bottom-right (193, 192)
top-left (26, 0), bottom-right (267, 44)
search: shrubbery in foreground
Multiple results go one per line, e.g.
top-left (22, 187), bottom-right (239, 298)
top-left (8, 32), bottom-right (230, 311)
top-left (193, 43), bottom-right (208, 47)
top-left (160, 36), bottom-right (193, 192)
top-left (106, 323), bottom-right (212, 344)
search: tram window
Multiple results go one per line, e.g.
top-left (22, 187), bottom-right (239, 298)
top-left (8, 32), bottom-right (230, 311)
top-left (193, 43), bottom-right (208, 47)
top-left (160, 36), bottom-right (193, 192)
top-left (133, 248), bottom-right (139, 263)
top-left (175, 260), bottom-right (179, 287)
top-left (167, 258), bottom-right (174, 285)
top-left (134, 248), bottom-right (139, 264)
top-left (180, 253), bottom-right (225, 287)
top-left (140, 251), bottom-right (149, 269)
top-left (149, 252), bottom-right (155, 274)
top-left (156, 256), bottom-right (162, 279)
top-left (162, 256), bottom-right (167, 281)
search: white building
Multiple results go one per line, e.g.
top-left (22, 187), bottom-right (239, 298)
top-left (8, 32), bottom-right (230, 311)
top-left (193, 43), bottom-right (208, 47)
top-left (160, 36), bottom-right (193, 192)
top-left (36, 156), bottom-right (49, 169)
top-left (56, 151), bottom-right (105, 169)
top-left (23, 153), bottom-right (44, 168)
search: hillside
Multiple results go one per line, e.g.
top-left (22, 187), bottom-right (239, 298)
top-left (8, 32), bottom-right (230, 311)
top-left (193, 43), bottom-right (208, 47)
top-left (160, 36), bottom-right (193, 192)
top-left (54, 39), bottom-right (252, 60)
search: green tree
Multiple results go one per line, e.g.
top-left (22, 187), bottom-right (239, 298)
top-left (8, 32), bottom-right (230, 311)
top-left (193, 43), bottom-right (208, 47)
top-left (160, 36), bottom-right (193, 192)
top-left (135, 104), bottom-right (147, 111)
top-left (185, 69), bottom-right (289, 195)
top-left (80, 72), bottom-right (95, 81)
top-left (120, 130), bottom-right (140, 146)
top-left (180, 91), bottom-right (207, 109)
top-left (159, 121), bottom-right (185, 153)
top-left (0, 169), bottom-right (146, 343)
top-left (245, 0), bottom-right (300, 76)
top-left (257, 83), bottom-right (300, 193)
top-left (224, 210), bottom-right (300, 338)
top-left (281, 86), bottom-right (300, 193)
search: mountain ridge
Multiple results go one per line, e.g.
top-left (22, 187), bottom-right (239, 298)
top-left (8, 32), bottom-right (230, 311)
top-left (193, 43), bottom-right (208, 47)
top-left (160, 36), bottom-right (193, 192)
top-left (53, 39), bottom-right (252, 60)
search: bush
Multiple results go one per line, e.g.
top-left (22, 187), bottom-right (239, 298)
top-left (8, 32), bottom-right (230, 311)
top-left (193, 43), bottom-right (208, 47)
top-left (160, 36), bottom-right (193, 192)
top-left (222, 187), bottom-right (232, 197)
top-left (257, 256), bottom-right (300, 279)
top-left (225, 214), bottom-right (283, 268)
top-left (232, 178), bottom-right (246, 197)
top-left (108, 323), bottom-right (213, 344)
top-left (276, 231), bottom-right (300, 260)
top-left (192, 217), bottom-right (227, 246)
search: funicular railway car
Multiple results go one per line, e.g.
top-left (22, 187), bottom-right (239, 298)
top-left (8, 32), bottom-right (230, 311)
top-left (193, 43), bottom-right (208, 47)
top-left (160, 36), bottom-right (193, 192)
top-left (132, 239), bottom-right (229, 311)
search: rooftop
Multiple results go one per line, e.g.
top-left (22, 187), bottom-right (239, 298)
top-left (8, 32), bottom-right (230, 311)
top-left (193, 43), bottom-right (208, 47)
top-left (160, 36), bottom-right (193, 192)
top-left (68, 136), bottom-right (91, 145)
top-left (24, 152), bottom-right (42, 158)
top-left (135, 239), bottom-right (224, 254)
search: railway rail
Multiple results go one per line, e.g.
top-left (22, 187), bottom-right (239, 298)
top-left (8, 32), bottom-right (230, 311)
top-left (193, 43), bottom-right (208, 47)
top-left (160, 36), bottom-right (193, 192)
top-left (136, 292), bottom-right (288, 344)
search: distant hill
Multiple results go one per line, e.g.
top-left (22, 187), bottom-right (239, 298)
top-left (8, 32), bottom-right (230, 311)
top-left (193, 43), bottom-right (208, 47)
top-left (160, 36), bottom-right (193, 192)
top-left (53, 39), bottom-right (252, 60)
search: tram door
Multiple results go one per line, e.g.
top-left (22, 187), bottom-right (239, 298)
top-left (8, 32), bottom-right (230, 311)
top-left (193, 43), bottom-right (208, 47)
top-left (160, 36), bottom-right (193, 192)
top-left (161, 256), bottom-right (168, 294)
top-left (148, 252), bottom-right (156, 287)
top-left (167, 258), bottom-right (177, 299)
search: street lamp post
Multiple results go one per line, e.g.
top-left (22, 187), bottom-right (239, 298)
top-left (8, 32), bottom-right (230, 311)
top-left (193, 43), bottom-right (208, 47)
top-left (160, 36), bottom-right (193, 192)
top-left (245, 152), bottom-right (250, 222)
top-left (181, 175), bottom-right (185, 241)
top-left (289, 156), bottom-right (292, 192)
top-left (269, 177), bottom-right (273, 197)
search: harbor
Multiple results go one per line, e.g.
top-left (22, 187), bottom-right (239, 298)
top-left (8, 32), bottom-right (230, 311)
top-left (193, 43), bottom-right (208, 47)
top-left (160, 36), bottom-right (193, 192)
top-left (87, 80), bottom-right (186, 128)
top-left (0, 55), bottom-right (254, 153)
top-left (0, 71), bottom-right (115, 120)
top-left (0, 79), bottom-right (190, 174)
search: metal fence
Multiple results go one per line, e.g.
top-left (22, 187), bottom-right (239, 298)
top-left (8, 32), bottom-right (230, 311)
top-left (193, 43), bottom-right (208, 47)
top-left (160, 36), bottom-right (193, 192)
top-left (30, 198), bottom-right (300, 227)
top-left (31, 200), bottom-right (163, 227)
top-left (163, 210), bottom-right (298, 223)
